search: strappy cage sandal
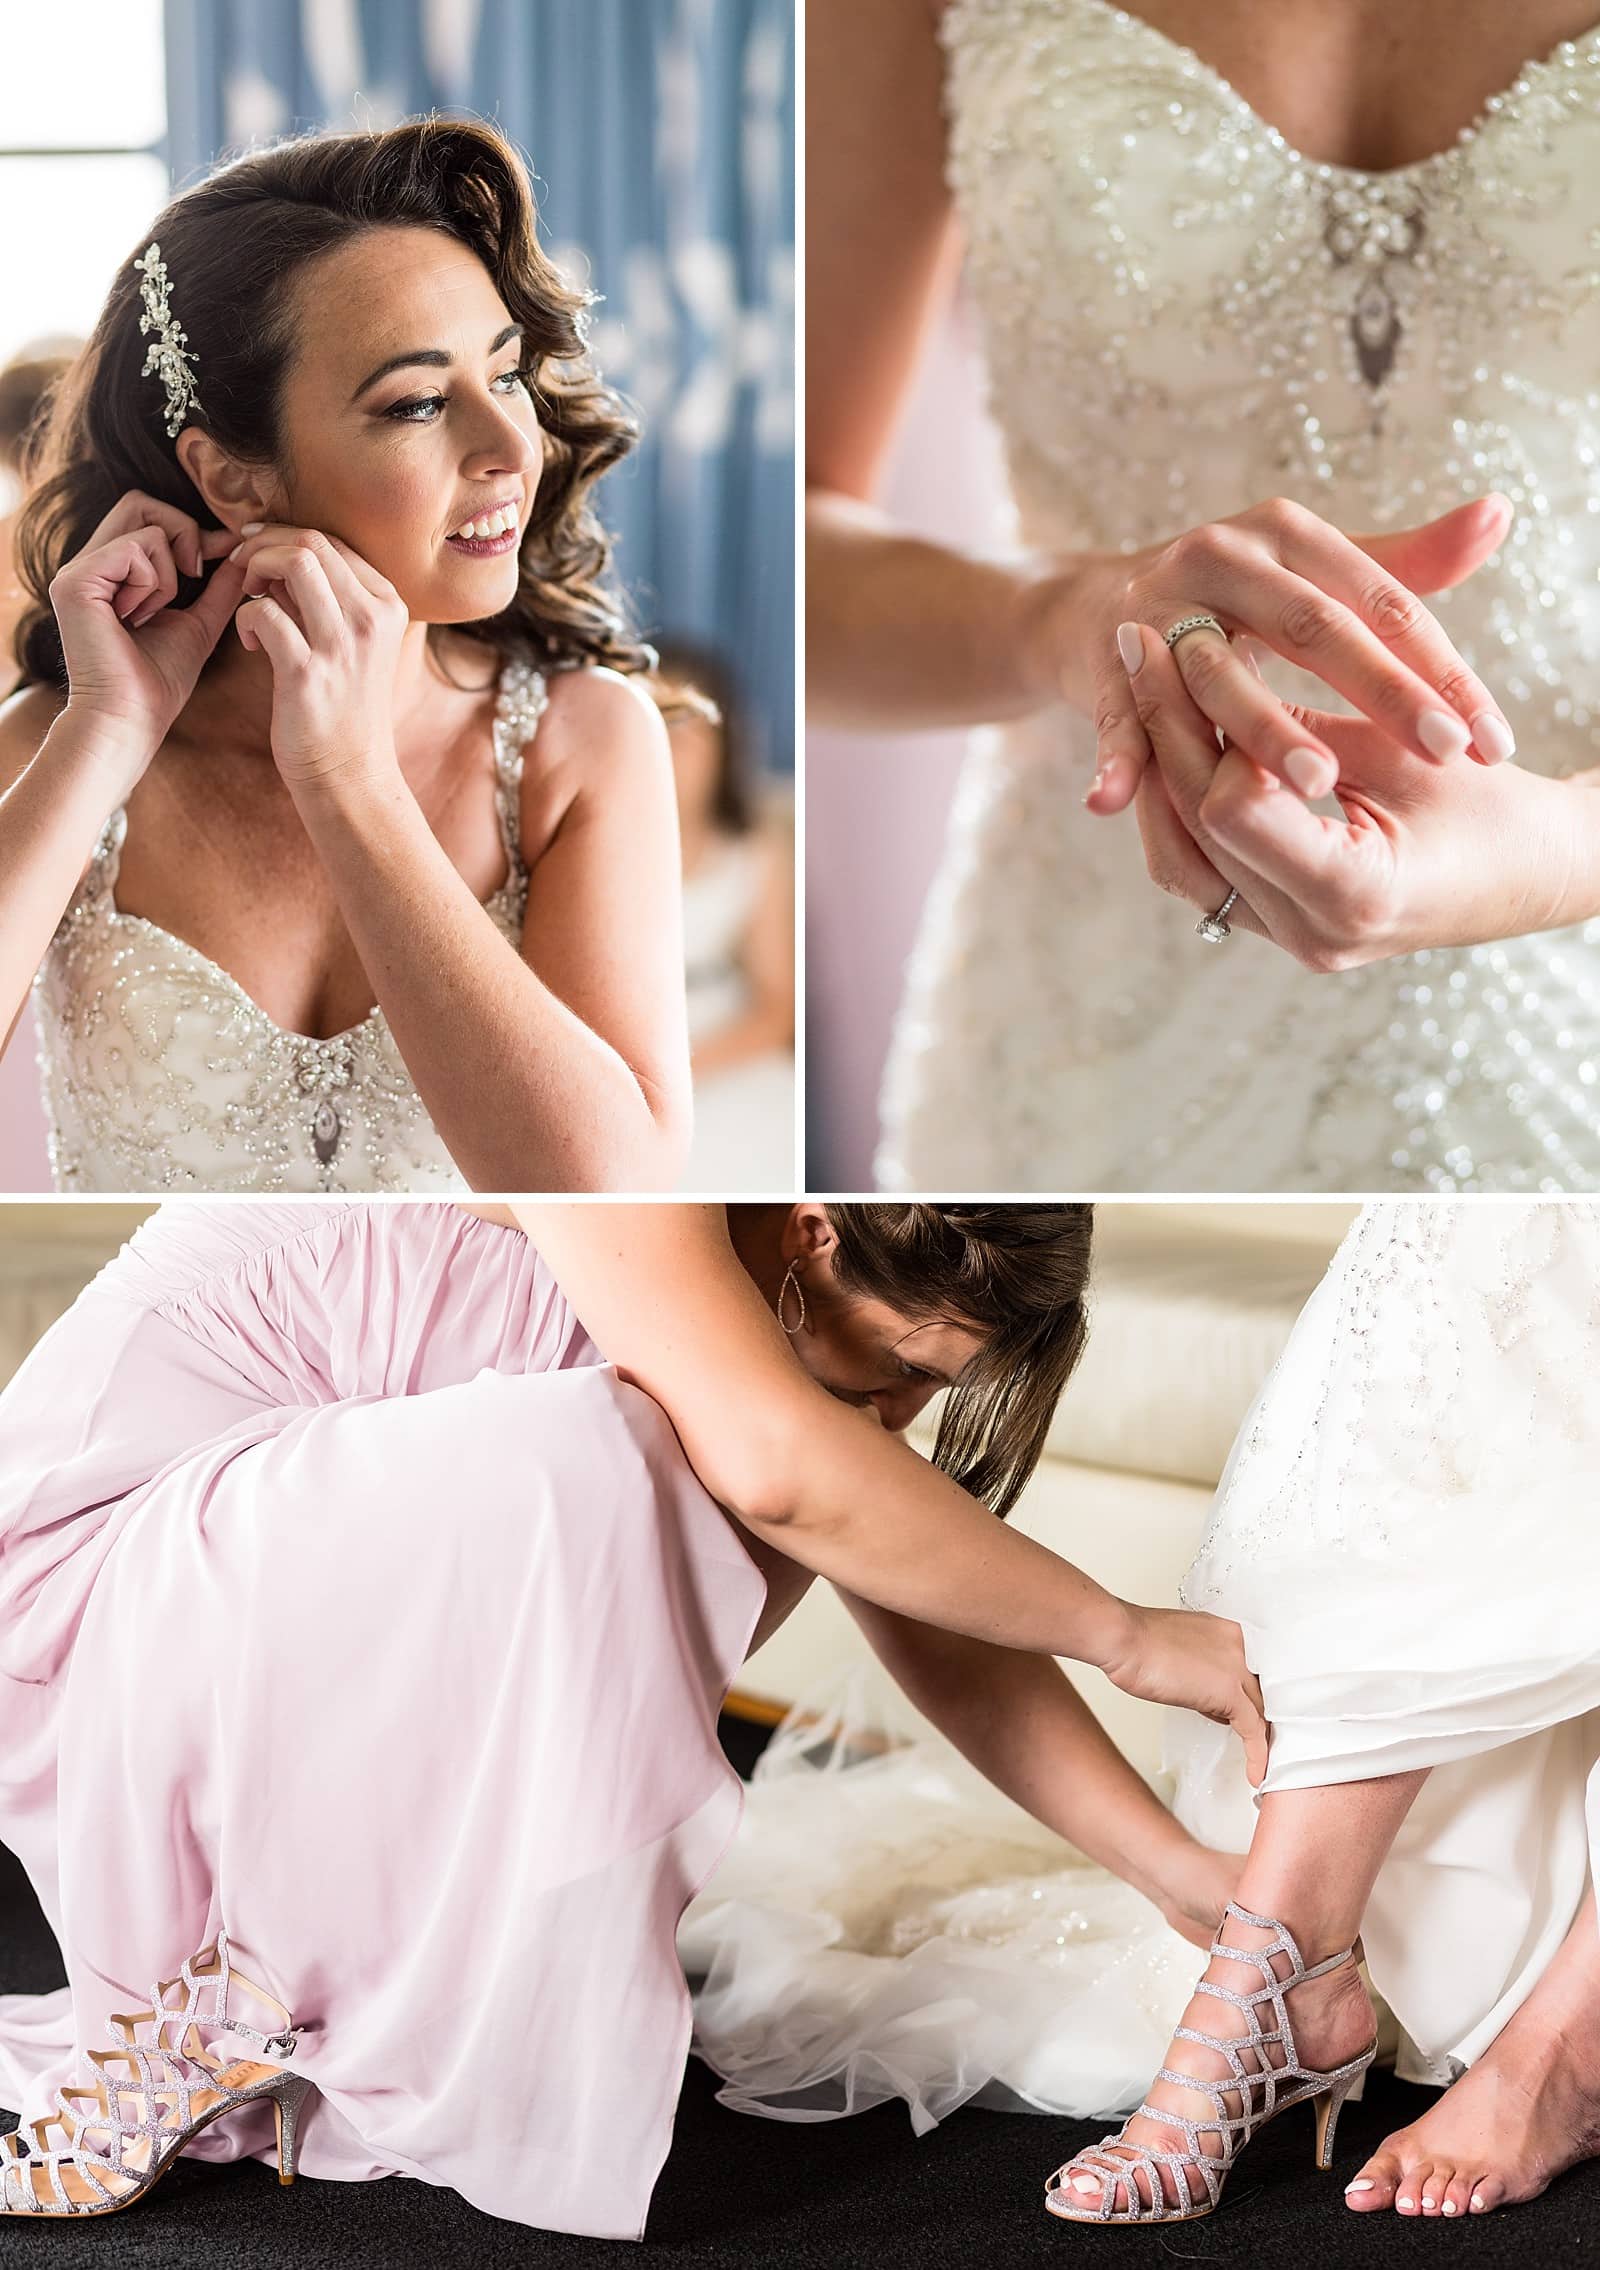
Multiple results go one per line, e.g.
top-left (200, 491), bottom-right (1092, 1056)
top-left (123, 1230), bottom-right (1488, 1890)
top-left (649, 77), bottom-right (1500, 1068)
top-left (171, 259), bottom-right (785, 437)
top-left (1045, 1901), bottom-right (1376, 2225)
top-left (0, 1930), bottom-right (310, 2216)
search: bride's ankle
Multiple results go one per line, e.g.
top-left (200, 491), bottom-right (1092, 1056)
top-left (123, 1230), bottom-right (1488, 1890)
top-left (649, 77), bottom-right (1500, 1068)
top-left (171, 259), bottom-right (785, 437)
top-left (1202, 1913), bottom-right (1374, 2070)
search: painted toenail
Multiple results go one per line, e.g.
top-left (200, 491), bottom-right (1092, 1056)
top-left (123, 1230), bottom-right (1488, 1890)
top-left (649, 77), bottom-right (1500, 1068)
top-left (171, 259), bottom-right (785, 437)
top-left (1471, 2194), bottom-right (1485, 2211)
top-left (1398, 2197), bottom-right (1414, 2209)
top-left (1443, 2202), bottom-right (1458, 2214)
top-left (1345, 2179), bottom-right (1375, 2192)
top-left (1422, 2195), bottom-right (1437, 2207)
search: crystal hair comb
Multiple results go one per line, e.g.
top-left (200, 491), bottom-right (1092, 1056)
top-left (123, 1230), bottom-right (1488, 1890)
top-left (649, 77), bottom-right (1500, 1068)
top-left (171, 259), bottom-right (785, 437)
top-left (132, 242), bottom-right (202, 440)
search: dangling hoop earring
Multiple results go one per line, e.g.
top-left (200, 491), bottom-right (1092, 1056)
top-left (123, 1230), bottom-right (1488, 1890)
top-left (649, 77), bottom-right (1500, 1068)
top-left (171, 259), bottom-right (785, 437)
top-left (778, 1259), bottom-right (807, 1336)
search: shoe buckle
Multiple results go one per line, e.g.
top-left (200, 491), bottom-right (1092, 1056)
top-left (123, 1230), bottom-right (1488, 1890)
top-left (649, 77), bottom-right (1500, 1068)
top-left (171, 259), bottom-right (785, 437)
top-left (262, 2026), bottom-right (300, 2059)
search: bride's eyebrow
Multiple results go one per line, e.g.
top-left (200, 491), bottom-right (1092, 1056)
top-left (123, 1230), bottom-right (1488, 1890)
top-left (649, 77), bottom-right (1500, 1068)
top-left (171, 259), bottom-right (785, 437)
top-left (349, 322), bottom-right (523, 404)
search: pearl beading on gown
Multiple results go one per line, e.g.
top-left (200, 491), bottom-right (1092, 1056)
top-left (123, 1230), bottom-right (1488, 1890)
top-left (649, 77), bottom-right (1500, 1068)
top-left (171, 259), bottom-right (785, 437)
top-left (878, 1), bottom-right (1600, 1192)
top-left (31, 657), bottom-right (548, 1192)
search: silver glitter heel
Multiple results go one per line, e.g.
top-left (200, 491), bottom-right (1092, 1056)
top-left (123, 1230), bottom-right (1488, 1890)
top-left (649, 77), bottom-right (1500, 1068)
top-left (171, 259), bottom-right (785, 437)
top-left (0, 1930), bottom-right (310, 2215)
top-left (1044, 1901), bottom-right (1376, 2224)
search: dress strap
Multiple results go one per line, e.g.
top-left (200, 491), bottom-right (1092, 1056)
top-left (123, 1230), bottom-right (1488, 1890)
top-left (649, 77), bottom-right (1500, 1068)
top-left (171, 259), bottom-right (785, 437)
top-left (78, 806), bottom-right (128, 905)
top-left (490, 658), bottom-right (549, 876)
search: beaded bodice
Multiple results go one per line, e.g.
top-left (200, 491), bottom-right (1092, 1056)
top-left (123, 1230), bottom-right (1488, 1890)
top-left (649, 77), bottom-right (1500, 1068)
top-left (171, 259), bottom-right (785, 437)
top-left (878, 5), bottom-right (1600, 1192)
top-left (32, 657), bottom-right (548, 1193)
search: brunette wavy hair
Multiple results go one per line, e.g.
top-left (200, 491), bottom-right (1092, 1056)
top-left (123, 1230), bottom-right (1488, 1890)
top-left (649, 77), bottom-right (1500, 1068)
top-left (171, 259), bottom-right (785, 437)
top-left (827, 1203), bottom-right (1093, 1519)
top-left (11, 117), bottom-right (649, 691)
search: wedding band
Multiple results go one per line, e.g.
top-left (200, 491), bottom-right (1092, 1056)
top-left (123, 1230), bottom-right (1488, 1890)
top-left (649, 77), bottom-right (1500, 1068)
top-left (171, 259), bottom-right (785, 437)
top-left (1164, 613), bottom-right (1228, 649)
top-left (1196, 886), bottom-right (1240, 944)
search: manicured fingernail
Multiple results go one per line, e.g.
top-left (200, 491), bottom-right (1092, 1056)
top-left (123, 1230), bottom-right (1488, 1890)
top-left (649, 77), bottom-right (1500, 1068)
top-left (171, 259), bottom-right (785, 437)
top-left (240, 520), bottom-right (264, 535)
top-left (227, 544), bottom-right (244, 562)
top-left (1115, 621), bottom-right (1143, 674)
top-left (1471, 709), bottom-right (1516, 763)
top-left (1284, 746), bottom-right (1334, 797)
top-left (1084, 769), bottom-right (1106, 805)
top-left (1344, 2179), bottom-right (1375, 2192)
top-left (1418, 707), bottom-right (1470, 759)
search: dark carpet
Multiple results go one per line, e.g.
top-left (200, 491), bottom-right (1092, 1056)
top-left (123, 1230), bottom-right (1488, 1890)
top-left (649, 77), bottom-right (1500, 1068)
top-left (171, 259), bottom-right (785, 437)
top-left (1, 1716), bottom-right (1596, 2267)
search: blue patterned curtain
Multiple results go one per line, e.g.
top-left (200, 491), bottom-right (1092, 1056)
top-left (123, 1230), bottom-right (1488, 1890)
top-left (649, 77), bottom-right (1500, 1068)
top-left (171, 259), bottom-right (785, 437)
top-left (163, 0), bottom-right (794, 772)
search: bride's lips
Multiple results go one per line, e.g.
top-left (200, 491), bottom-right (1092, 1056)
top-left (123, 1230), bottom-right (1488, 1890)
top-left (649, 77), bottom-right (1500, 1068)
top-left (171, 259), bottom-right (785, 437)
top-left (446, 525), bottom-right (519, 558)
top-left (445, 501), bottom-right (521, 559)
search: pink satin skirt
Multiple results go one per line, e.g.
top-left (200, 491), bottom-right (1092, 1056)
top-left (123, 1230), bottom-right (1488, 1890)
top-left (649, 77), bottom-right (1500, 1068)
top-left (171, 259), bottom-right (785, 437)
top-left (0, 1201), bottom-right (765, 2237)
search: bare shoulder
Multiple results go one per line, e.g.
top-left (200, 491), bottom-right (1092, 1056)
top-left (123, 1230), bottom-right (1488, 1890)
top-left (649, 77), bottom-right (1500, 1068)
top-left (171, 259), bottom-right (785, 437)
top-left (0, 682), bottom-right (67, 797)
top-left (536, 664), bottom-right (670, 767)
top-left (518, 665), bottom-right (673, 863)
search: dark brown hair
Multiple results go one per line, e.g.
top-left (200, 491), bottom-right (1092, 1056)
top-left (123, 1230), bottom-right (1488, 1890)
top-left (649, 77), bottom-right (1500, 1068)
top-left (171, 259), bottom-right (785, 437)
top-left (827, 1204), bottom-right (1093, 1518)
top-left (647, 639), bottom-right (757, 832)
top-left (11, 117), bottom-right (649, 691)
top-left (0, 343), bottom-right (80, 478)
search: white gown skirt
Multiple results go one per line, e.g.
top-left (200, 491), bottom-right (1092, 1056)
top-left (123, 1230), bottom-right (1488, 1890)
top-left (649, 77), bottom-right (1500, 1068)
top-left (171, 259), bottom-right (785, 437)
top-left (684, 1200), bottom-right (1600, 2120)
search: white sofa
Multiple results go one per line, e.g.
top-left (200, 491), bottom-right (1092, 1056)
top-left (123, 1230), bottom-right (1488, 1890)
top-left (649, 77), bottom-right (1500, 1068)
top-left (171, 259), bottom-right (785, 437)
top-left (0, 1204), bottom-right (152, 1388)
top-left (734, 1201), bottom-right (1359, 1777)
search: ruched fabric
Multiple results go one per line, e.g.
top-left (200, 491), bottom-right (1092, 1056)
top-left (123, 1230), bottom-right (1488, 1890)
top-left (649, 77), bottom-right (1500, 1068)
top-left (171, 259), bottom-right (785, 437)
top-left (0, 1201), bottom-right (765, 2238)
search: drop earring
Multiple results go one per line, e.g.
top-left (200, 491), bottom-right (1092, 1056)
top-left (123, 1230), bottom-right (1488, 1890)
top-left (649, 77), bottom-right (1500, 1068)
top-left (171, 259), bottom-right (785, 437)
top-left (778, 1260), bottom-right (807, 1336)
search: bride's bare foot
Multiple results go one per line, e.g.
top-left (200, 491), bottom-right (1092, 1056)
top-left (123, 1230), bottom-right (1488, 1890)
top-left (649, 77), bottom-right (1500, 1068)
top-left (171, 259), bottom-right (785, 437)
top-left (1049, 1907), bottom-right (1376, 2218)
top-left (1345, 1896), bottom-right (1600, 2219)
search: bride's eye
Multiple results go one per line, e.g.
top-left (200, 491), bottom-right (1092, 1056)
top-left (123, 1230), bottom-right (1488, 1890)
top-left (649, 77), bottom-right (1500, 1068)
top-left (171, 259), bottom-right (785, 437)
top-left (383, 371), bottom-right (531, 424)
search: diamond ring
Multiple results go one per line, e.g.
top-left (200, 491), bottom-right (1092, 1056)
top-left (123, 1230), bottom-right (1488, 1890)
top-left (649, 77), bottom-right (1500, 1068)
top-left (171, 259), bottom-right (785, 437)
top-left (1196, 886), bottom-right (1240, 943)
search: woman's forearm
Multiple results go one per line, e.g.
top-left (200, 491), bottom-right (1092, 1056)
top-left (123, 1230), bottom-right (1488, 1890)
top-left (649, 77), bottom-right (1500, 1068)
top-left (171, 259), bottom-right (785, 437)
top-left (293, 768), bottom-right (683, 1190)
top-left (854, 1605), bottom-right (1206, 1905)
top-left (0, 711), bottom-right (134, 1053)
top-left (747, 1401), bottom-right (1137, 1666)
top-left (807, 488), bottom-right (1085, 732)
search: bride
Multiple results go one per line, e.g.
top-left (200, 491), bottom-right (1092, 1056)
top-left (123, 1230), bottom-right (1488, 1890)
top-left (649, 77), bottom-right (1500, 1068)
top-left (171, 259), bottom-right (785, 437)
top-left (0, 1198), bottom-right (1261, 2233)
top-left (688, 1200), bottom-right (1600, 2225)
top-left (810, 0), bottom-right (1600, 1193)
top-left (0, 116), bottom-right (689, 1193)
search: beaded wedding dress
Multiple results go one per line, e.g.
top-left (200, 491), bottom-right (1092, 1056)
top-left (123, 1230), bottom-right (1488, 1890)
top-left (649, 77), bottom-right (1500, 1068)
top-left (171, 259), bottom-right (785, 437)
top-left (878, 0), bottom-right (1600, 1192)
top-left (683, 1201), bottom-right (1600, 2129)
top-left (29, 658), bottom-right (547, 1193)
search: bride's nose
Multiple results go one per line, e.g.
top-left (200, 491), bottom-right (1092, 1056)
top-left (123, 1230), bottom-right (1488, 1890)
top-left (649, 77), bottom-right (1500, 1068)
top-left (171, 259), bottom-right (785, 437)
top-left (460, 402), bottom-right (541, 480)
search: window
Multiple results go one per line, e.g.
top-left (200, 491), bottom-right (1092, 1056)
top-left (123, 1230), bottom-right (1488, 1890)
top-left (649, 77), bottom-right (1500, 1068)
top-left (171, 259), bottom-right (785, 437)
top-left (0, 1), bottom-right (167, 372)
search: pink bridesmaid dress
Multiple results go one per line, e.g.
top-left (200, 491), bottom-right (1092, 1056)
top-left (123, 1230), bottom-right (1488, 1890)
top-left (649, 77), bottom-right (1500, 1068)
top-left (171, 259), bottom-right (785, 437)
top-left (0, 1201), bottom-right (767, 2238)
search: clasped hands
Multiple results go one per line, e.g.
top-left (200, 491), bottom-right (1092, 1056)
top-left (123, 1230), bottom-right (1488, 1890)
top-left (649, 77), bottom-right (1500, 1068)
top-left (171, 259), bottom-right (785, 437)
top-left (1047, 493), bottom-right (1593, 971)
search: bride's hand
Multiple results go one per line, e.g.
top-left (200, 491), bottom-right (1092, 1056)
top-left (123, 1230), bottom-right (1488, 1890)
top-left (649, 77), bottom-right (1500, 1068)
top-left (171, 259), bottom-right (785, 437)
top-left (1104, 1604), bottom-right (1268, 1786)
top-left (1126, 649), bottom-right (1587, 969)
top-left (46, 490), bottom-right (246, 790)
top-left (1032, 493), bottom-right (1514, 810)
top-left (228, 523), bottom-right (409, 791)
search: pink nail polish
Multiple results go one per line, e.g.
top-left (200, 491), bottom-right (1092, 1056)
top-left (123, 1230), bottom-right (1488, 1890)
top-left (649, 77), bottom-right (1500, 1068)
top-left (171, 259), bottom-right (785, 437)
top-left (1115, 622), bottom-right (1143, 674)
top-left (1418, 708), bottom-right (1470, 759)
top-left (1284, 747), bottom-right (1333, 798)
top-left (1470, 710), bottom-right (1516, 763)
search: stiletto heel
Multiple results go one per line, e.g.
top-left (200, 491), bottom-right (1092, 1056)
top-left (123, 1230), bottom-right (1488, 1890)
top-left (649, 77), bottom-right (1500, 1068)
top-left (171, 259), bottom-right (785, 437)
top-left (1045, 1902), bottom-right (1376, 2224)
top-left (273, 2074), bottom-right (313, 2185)
top-left (1313, 2069), bottom-right (1360, 2171)
top-left (0, 1930), bottom-right (310, 2216)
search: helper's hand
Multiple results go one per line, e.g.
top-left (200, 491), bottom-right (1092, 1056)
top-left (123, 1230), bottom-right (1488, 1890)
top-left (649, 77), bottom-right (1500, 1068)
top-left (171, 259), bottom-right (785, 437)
top-left (1103, 1604), bottom-right (1269, 1787)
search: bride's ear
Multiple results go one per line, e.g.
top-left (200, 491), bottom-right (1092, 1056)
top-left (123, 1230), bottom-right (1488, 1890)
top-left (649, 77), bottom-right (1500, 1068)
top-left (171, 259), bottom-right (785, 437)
top-left (174, 429), bottom-right (281, 534)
